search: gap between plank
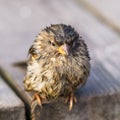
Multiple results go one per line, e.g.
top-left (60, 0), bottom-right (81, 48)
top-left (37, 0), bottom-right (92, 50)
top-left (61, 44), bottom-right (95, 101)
top-left (74, 0), bottom-right (120, 35)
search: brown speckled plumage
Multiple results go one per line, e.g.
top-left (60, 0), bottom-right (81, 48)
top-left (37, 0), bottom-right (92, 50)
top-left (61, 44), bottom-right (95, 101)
top-left (24, 24), bottom-right (90, 111)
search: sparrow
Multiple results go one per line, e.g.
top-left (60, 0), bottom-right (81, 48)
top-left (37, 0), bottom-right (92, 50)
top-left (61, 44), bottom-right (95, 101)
top-left (23, 24), bottom-right (90, 111)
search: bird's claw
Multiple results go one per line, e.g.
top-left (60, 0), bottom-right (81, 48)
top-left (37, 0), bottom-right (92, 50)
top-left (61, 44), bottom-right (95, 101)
top-left (64, 93), bottom-right (77, 111)
top-left (32, 93), bottom-right (42, 108)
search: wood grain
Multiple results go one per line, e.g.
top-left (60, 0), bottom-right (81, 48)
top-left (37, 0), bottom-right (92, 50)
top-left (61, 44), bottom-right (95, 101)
top-left (75, 0), bottom-right (120, 34)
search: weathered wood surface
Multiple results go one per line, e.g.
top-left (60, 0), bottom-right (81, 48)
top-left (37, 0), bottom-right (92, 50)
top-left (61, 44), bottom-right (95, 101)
top-left (0, 66), bottom-right (32, 120)
top-left (0, 0), bottom-right (120, 120)
top-left (84, 0), bottom-right (120, 28)
top-left (0, 77), bottom-right (25, 120)
top-left (75, 0), bottom-right (120, 34)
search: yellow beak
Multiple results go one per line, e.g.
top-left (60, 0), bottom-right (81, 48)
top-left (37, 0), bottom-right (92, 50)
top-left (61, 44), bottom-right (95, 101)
top-left (58, 44), bottom-right (69, 55)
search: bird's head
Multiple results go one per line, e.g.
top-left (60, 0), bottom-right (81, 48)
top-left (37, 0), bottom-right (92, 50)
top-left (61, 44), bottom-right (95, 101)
top-left (29, 24), bottom-right (90, 61)
top-left (39, 24), bottom-right (80, 57)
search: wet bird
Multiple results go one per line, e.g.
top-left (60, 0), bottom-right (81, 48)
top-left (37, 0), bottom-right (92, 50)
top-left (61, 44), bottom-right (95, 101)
top-left (24, 24), bottom-right (90, 111)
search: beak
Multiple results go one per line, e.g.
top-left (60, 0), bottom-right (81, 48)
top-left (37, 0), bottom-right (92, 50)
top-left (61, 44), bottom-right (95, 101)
top-left (58, 43), bottom-right (69, 55)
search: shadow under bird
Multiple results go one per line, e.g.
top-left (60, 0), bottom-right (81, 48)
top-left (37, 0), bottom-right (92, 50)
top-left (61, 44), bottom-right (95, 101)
top-left (23, 24), bottom-right (90, 114)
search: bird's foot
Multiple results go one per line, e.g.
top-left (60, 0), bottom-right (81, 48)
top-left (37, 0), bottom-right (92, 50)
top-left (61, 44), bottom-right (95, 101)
top-left (32, 93), bottom-right (42, 108)
top-left (64, 93), bottom-right (77, 111)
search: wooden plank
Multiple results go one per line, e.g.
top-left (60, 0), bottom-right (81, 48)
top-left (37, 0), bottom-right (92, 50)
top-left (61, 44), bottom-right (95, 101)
top-left (0, 66), bottom-right (32, 120)
top-left (37, 93), bottom-right (120, 120)
top-left (81, 0), bottom-right (120, 27)
top-left (0, 0), bottom-right (120, 120)
top-left (0, 77), bottom-right (25, 120)
top-left (75, 0), bottom-right (120, 34)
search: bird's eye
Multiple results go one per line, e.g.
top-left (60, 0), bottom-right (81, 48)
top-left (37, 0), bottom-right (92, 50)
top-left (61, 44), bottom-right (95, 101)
top-left (72, 41), bottom-right (76, 47)
top-left (48, 40), bottom-right (56, 46)
top-left (51, 42), bottom-right (55, 46)
top-left (68, 41), bottom-right (75, 47)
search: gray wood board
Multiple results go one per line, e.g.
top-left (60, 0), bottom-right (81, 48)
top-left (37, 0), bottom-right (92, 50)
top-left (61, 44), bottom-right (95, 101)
top-left (75, 0), bottom-right (120, 34)
top-left (79, 0), bottom-right (120, 29)
top-left (35, 93), bottom-right (120, 120)
top-left (0, 77), bottom-right (25, 120)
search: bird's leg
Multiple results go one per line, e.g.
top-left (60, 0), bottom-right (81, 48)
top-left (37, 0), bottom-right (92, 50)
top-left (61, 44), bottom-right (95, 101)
top-left (32, 93), bottom-right (42, 108)
top-left (64, 93), bottom-right (77, 111)
top-left (31, 93), bottom-right (43, 120)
